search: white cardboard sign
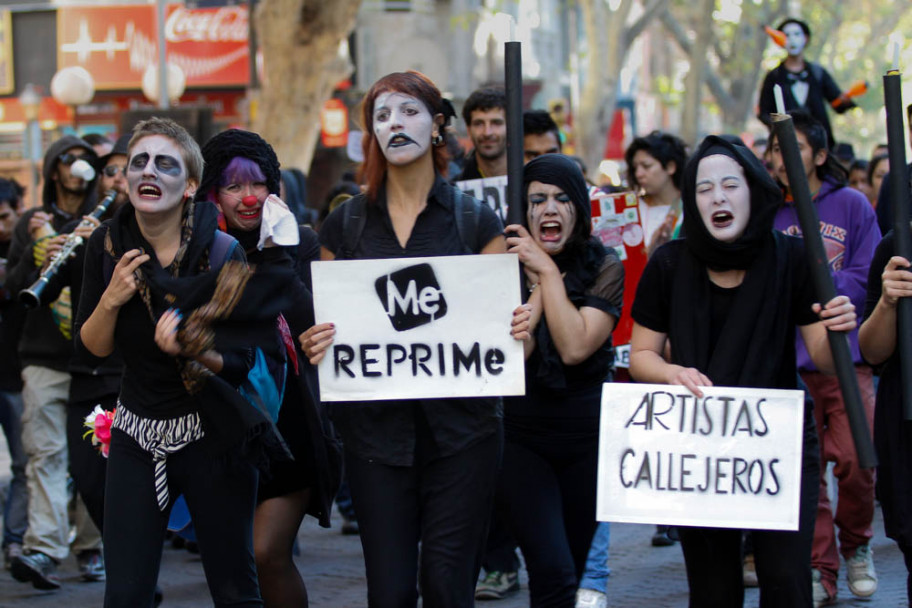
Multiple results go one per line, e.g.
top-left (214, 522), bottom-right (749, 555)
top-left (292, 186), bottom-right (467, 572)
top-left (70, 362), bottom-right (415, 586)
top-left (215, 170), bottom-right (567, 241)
top-left (312, 254), bottom-right (525, 402)
top-left (597, 384), bottom-right (804, 531)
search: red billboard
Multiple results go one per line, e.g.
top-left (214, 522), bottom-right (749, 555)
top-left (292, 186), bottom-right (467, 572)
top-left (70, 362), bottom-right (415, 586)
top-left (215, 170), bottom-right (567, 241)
top-left (57, 4), bottom-right (250, 90)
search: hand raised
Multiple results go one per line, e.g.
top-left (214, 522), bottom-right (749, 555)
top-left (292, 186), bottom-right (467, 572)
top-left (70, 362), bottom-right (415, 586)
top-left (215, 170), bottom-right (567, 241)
top-left (102, 249), bottom-right (151, 309)
top-left (298, 322), bottom-right (336, 365)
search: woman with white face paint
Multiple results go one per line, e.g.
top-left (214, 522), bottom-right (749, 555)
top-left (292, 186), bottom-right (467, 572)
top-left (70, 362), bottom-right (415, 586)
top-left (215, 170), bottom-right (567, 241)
top-left (629, 136), bottom-right (858, 607)
top-left (499, 154), bottom-right (623, 607)
top-left (76, 118), bottom-right (291, 607)
top-left (298, 71), bottom-right (522, 607)
top-left (757, 18), bottom-right (856, 148)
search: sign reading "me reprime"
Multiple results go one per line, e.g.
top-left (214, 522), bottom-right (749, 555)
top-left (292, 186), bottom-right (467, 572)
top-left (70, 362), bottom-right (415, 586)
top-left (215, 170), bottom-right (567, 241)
top-left (312, 254), bottom-right (525, 402)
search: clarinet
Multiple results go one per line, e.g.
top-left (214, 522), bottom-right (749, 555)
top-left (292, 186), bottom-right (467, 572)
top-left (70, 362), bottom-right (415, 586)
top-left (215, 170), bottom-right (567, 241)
top-left (19, 189), bottom-right (117, 309)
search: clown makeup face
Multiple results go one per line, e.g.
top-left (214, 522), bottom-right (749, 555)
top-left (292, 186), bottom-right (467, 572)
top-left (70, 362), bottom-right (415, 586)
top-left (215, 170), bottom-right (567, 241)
top-left (782, 22), bottom-right (807, 57)
top-left (218, 179), bottom-right (269, 231)
top-left (526, 180), bottom-right (577, 255)
top-left (373, 92), bottom-right (438, 167)
top-left (695, 155), bottom-right (751, 244)
top-left (127, 135), bottom-right (194, 217)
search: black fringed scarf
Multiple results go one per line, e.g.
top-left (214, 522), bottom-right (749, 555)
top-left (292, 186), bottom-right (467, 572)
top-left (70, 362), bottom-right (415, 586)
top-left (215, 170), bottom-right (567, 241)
top-left (104, 199), bottom-right (293, 464)
top-left (670, 136), bottom-right (792, 388)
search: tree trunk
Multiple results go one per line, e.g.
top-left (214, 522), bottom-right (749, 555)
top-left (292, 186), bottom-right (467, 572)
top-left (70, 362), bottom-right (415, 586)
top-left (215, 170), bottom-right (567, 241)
top-left (252, 0), bottom-right (362, 172)
top-left (679, 0), bottom-right (714, 145)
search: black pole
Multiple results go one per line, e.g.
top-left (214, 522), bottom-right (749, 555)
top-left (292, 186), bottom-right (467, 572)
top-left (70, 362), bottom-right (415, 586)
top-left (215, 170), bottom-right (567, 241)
top-left (770, 112), bottom-right (878, 469)
top-left (505, 41), bottom-right (524, 227)
top-left (883, 70), bottom-right (912, 420)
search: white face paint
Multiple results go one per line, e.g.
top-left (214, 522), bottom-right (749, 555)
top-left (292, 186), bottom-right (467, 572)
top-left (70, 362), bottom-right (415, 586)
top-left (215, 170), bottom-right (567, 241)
top-left (526, 180), bottom-right (578, 255)
top-left (127, 135), bottom-right (192, 217)
top-left (695, 155), bottom-right (751, 244)
top-left (782, 23), bottom-right (807, 57)
top-left (372, 92), bottom-right (435, 167)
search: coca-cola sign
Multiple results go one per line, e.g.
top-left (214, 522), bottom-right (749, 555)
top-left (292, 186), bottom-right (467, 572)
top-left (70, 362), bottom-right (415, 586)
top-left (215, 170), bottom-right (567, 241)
top-left (57, 5), bottom-right (250, 90)
top-left (165, 7), bottom-right (248, 44)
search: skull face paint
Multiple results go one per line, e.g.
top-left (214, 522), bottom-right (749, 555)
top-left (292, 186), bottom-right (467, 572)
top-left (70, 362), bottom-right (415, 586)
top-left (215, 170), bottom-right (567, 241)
top-left (127, 134), bottom-right (192, 217)
top-left (372, 92), bottom-right (436, 167)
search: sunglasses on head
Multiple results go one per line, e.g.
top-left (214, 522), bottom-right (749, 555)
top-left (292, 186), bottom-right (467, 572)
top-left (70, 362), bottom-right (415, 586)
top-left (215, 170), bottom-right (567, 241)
top-left (102, 165), bottom-right (127, 178)
top-left (58, 152), bottom-right (85, 166)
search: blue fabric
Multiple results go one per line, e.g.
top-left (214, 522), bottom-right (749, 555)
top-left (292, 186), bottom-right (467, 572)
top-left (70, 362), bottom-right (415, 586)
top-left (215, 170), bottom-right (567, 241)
top-left (239, 347), bottom-right (285, 423)
top-left (0, 390), bottom-right (27, 546)
top-left (579, 522), bottom-right (611, 593)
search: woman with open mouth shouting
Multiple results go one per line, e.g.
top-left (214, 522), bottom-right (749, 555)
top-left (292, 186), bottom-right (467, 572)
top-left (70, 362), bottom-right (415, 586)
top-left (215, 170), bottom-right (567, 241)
top-left (629, 135), bottom-right (858, 607)
top-left (197, 128), bottom-right (341, 608)
top-left (501, 153), bottom-right (624, 607)
top-left (75, 118), bottom-right (291, 607)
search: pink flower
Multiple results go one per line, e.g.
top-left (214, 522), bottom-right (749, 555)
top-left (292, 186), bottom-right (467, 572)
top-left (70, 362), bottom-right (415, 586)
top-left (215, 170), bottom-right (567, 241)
top-left (83, 404), bottom-right (115, 458)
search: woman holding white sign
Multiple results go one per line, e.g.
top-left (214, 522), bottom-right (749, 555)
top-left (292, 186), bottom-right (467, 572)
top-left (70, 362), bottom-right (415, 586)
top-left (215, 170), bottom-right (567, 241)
top-left (298, 71), bottom-right (522, 607)
top-left (501, 153), bottom-right (624, 607)
top-left (629, 135), bottom-right (857, 607)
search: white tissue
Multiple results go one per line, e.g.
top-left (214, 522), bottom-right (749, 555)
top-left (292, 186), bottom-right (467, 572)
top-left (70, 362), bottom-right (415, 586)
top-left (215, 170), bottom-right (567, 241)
top-left (70, 159), bottom-right (96, 181)
top-left (258, 194), bottom-right (300, 250)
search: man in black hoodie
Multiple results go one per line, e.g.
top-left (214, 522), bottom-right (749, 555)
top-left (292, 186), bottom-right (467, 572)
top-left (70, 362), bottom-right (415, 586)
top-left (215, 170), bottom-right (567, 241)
top-left (5, 135), bottom-right (103, 590)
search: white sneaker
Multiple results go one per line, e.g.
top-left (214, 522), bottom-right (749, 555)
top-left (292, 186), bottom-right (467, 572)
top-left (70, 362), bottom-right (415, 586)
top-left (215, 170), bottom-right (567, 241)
top-left (812, 568), bottom-right (835, 607)
top-left (576, 587), bottom-right (607, 608)
top-left (846, 545), bottom-right (878, 597)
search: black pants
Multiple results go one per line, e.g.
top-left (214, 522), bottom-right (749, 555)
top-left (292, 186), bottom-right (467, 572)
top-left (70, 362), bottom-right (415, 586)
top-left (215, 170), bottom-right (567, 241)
top-left (66, 396), bottom-right (114, 532)
top-left (901, 544), bottom-right (912, 604)
top-left (481, 509), bottom-right (520, 573)
top-left (678, 404), bottom-right (820, 608)
top-left (103, 428), bottom-right (261, 608)
top-left (345, 430), bottom-right (501, 608)
top-left (498, 418), bottom-right (599, 608)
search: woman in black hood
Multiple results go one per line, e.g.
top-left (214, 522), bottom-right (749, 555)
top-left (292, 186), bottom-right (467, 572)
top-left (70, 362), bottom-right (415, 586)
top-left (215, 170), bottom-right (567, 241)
top-left (629, 135), bottom-right (857, 606)
top-left (501, 153), bottom-right (624, 606)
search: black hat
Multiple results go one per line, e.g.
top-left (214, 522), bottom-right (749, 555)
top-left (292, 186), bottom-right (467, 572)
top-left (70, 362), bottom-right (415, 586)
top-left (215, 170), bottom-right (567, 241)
top-left (95, 134), bottom-right (131, 172)
top-left (197, 129), bottom-right (281, 203)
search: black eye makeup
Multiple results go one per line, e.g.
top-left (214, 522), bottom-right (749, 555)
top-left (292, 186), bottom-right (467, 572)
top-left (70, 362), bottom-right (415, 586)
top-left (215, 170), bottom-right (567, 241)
top-left (128, 153), bottom-right (183, 176)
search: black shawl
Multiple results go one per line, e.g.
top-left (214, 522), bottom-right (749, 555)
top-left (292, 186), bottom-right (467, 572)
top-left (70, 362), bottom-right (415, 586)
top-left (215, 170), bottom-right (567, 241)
top-left (670, 136), bottom-right (793, 388)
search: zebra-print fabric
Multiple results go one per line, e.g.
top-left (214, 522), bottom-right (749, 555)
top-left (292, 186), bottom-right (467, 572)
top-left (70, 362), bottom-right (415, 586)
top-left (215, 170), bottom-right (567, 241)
top-left (112, 405), bottom-right (205, 511)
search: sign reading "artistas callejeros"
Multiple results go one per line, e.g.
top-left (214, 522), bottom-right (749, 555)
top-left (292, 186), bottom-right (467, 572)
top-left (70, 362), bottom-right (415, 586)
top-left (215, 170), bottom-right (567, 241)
top-left (311, 254), bottom-right (525, 402)
top-left (597, 384), bottom-right (805, 531)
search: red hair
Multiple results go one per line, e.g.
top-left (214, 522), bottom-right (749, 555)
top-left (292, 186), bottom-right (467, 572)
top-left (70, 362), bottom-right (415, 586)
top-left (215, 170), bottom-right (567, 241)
top-left (358, 71), bottom-right (450, 202)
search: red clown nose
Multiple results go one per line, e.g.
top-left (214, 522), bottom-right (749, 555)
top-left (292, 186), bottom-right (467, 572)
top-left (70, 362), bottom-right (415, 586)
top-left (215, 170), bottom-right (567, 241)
top-left (242, 195), bottom-right (259, 207)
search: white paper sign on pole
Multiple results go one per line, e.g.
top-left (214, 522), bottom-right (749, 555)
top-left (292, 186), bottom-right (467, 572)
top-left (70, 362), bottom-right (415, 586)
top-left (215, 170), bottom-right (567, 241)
top-left (455, 175), bottom-right (509, 221)
top-left (312, 254), bottom-right (525, 402)
top-left (597, 384), bottom-right (804, 531)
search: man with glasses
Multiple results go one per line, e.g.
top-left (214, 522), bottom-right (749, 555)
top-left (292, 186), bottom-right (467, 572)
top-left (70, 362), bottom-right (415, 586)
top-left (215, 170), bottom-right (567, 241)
top-left (5, 135), bottom-right (104, 590)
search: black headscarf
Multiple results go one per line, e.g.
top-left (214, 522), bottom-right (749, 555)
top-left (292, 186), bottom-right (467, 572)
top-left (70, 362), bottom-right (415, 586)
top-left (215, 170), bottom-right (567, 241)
top-left (680, 137), bottom-right (782, 270)
top-left (522, 154), bottom-right (611, 389)
top-left (670, 135), bottom-right (794, 388)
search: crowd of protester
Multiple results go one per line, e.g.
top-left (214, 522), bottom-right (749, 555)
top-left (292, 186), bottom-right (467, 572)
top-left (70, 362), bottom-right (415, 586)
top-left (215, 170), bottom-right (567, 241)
top-left (0, 19), bottom-right (911, 608)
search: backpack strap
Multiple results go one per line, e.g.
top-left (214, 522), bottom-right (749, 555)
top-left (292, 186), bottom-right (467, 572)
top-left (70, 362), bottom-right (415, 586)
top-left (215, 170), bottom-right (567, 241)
top-left (209, 230), bottom-right (238, 270)
top-left (340, 195), bottom-right (368, 260)
top-left (450, 185), bottom-right (481, 253)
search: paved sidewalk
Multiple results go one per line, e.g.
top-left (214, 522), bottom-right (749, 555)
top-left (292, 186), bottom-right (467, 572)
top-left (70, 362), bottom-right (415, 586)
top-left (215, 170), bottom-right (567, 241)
top-left (0, 433), bottom-right (908, 606)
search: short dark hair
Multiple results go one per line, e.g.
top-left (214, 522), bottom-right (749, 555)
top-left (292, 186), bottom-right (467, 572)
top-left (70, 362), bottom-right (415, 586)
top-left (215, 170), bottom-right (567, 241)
top-left (624, 131), bottom-right (689, 191)
top-left (523, 110), bottom-right (561, 145)
top-left (82, 133), bottom-right (112, 148)
top-left (770, 109), bottom-right (847, 184)
top-left (462, 87), bottom-right (506, 125)
top-left (778, 18), bottom-right (811, 40)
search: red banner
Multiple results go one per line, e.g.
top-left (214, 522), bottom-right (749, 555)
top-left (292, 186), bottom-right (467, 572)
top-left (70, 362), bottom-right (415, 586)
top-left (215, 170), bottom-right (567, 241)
top-left (57, 5), bottom-right (250, 91)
